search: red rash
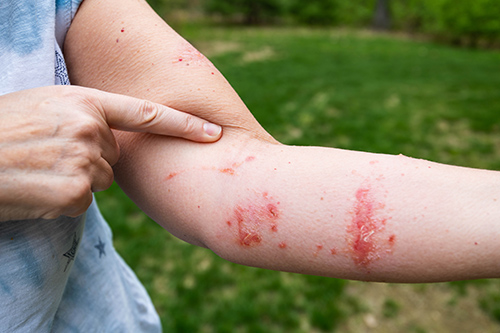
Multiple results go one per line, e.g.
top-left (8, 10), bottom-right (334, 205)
top-left (164, 155), bottom-right (255, 181)
top-left (173, 45), bottom-right (213, 68)
top-left (226, 192), bottom-right (281, 247)
top-left (347, 186), bottom-right (392, 267)
top-left (165, 172), bottom-right (179, 181)
top-left (219, 168), bottom-right (235, 175)
top-left (218, 155), bottom-right (256, 176)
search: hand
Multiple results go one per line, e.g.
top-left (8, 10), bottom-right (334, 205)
top-left (0, 85), bottom-right (222, 221)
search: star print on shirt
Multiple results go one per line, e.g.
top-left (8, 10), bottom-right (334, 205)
top-left (94, 237), bottom-right (106, 258)
top-left (63, 233), bottom-right (79, 272)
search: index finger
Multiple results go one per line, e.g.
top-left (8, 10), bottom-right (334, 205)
top-left (87, 88), bottom-right (222, 142)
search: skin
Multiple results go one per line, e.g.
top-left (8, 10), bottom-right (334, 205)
top-left (0, 85), bottom-right (221, 221)
top-left (65, 0), bottom-right (500, 283)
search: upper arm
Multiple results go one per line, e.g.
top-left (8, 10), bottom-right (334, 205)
top-left (65, 0), bottom-right (274, 142)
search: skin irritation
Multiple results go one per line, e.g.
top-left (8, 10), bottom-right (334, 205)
top-left (173, 43), bottom-right (215, 69)
top-left (164, 156), bottom-right (256, 181)
top-left (116, 24), bottom-right (125, 43)
top-left (226, 191), bottom-right (281, 247)
top-left (313, 244), bottom-right (324, 257)
top-left (346, 185), bottom-right (394, 267)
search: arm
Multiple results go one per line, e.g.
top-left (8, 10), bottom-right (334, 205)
top-left (65, 0), bottom-right (500, 283)
top-left (0, 85), bottom-right (220, 221)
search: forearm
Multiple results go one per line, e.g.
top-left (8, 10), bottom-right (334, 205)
top-left (114, 132), bottom-right (500, 282)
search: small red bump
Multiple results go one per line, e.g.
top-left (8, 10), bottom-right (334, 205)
top-left (121, 28), bottom-right (125, 32)
top-left (278, 242), bottom-right (287, 249)
top-left (267, 204), bottom-right (279, 218)
top-left (330, 248), bottom-right (337, 255)
top-left (226, 221), bottom-right (232, 227)
top-left (388, 234), bottom-right (396, 245)
top-left (271, 225), bottom-right (278, 232)
top-left (165, 172), bottom-right (178, 181)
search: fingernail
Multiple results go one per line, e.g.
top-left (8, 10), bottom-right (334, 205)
top-left (203, 122), bottom-right (222, 137)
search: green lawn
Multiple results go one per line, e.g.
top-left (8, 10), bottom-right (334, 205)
top-left (96, 27), bottom-right (500, 332)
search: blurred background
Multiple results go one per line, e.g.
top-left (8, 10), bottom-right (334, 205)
top-left (95, 0), bottom-right (500, 331)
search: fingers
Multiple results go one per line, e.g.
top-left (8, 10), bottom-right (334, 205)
top-left (89, 88), bottom-right (222, 142)
top-left (0, 172), bottom-right (94, 220)
top-left (0, 85), bottom-right (221, 222)
top-left (90, 156), bottom-right (115, 192)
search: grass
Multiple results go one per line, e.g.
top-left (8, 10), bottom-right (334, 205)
top-left (96, 27), bottom-right (500, 332)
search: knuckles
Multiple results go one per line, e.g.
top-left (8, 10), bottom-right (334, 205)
top-left (34, 86), bottom-right (105, 142)
top-left (58, 175), bottom-right (93, 216)
top-left (182, 114), bottom-right (198, 136)
top-left (39, 175), bottom-right (93, 220)
top-left (135, 100), bottom-right (160, 127)
top-left (61, 140), bottom-right (101, 170)
top-left (72, 114), bottom-right (104, 141)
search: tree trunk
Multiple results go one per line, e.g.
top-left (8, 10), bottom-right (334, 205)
top-left (373, 0), bottom-right (391, 30)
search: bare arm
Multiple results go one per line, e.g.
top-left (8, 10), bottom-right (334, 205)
top-left (65, 0), bottom-right (500, 283)
top-left (0, 85), bottom-right (220, 221)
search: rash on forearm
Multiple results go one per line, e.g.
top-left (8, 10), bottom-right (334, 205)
top-left (165, 155), bottom-right (398, 274)
top-left (164, 155), bottom-right (256, 182)
top-left (226, 191), bottom-right (281, 247)
top-left (345, 166), bottom-right (396, 269)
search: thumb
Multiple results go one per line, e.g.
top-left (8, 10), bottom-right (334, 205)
top-left (89, 88), bottom-right (222, 142)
